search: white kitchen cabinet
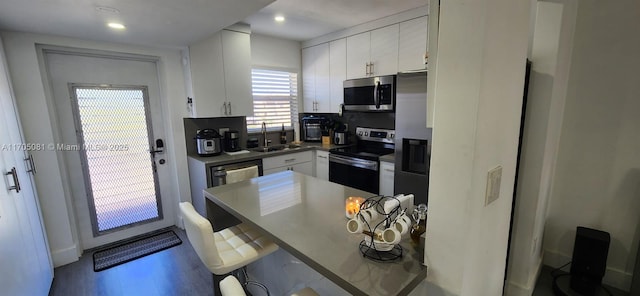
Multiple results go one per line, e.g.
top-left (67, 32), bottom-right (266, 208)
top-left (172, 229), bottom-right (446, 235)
top-left (315, 150), bottom-right (329, 180)
top-left (346, 32), bottom-right (370, 79)
top-left (329, 39), bottom-right (347, 114)
top-left (379, 160), bottom-right (395, 196)
top-left (221, 30), bottom-right (252, 116)
top-left (370, 25), bottom-right (399, 76)
top-left (263, 151), bottom-right (314, 176)
top-left (398, 16), bottom-right (428, 72)
top-left (189, 28), bottom-right (252, 117)
top-left (302, 44), bottom-right (331, 113)
top-left (346, 25), bottom-right (399, 79)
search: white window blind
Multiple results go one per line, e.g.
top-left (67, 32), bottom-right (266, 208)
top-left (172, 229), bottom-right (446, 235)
top-left (246, 69), bottom-right (298, 132)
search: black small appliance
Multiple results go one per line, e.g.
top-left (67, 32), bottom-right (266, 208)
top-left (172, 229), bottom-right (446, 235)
top-left (224, 130), bottom-right (241, 152)
top-left (301, 115), bottom-right (327, 142)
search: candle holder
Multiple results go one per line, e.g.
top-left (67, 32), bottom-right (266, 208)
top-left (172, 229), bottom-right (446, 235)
top-left (345, 196), bottom-right (365, 219)
top-left (346, 195), bottom-right (412, 262)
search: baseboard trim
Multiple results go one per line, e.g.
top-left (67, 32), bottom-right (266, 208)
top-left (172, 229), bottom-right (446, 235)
top-left (51, 244), bottom-right (79, 267)
top-left (505, 256), bottom-right (543, 296)
top-left (544, 250), bottom-right (632, 292)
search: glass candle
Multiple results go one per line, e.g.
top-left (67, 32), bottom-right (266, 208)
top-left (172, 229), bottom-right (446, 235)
top-left (345, 196), bottom-right (365, 219)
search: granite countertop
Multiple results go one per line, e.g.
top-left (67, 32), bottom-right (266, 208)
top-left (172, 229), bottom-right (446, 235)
top-left (204, 171), bottom-right (427, 296)
top-left (188, 142), bottom-right (350, 166)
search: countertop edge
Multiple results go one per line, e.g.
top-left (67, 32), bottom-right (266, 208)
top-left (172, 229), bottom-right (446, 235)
top-left (188, 143), bottom-right (351, 166)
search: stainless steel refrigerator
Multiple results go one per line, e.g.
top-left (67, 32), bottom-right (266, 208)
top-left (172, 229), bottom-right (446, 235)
top-left (394, 71), bottom-right (431, 205)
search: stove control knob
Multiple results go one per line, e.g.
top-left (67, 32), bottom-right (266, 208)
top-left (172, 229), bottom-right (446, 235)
top-left (390, 133), bottom-right (394, 138)
top-left (364, 132), bottom-right (369, 136)
top-left (358, 131), bottom-right (363, 136)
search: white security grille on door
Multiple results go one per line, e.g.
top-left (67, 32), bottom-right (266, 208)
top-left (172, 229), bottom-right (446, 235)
top-left (72, 86), bottom-right (162, 234)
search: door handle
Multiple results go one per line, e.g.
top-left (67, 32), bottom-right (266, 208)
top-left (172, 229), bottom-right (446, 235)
top-left (6, 167), bottom-right (21, 193)
top-left (24, 154), bottom-right (36, 174)
top-left (227, 102), bottom-right (232, 115)
top-left (149, 139), bottom-right (164, 157)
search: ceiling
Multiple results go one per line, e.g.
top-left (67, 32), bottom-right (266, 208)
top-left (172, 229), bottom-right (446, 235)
top-left (244, 0), bottom-right (428, 41)
top-left (0, 0), bottom-right (427, 48)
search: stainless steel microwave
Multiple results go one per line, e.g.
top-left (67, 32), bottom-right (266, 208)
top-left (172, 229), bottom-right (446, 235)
top-left (343, 75), bottom-right (396, 112)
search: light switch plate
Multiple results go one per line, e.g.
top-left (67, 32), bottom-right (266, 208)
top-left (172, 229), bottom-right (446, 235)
top-left (485, 165), bottom-right (502, 206)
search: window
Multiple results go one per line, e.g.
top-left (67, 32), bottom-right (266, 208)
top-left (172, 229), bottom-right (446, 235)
top-left (246, 68), bottom-right (298, 132)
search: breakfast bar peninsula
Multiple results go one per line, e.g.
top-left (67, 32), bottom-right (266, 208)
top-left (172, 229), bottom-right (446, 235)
top-left (204, 171), bottom-right (427, 296)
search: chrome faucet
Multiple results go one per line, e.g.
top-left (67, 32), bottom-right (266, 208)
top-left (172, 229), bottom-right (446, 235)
top-left (261, 122), bottom-right (268, 148)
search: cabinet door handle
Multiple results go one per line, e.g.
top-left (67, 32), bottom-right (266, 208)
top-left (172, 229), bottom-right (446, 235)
top-left (317, 155), bottom-right (327, 159)
top-left (227, 102), bottom-right (232, 115)
top-left (384, 169), bottom-right (394, 172)
top-left (24, 154), bottom-right (36, 174)
top-left (5, 167), bottom-right (21, 193)
top-left (284, 158), bottom-right (296, 163)
top-left (370, 62), bottom-right (374, 75)
top-left (365, 63), bottom-right (369, 76)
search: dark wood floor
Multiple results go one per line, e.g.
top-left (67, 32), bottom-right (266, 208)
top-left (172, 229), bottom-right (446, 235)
top-left (48, 227), bottom-right (632, 296)
top-left (48, 227), bottom-right (214, 296)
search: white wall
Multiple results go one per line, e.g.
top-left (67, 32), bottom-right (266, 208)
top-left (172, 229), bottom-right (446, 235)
top-left (423, 0), bottom-right (530, 295)
top-left (543, 0), bottom-right (640, 291)
top-left (251, 33), bottom-right (301, 71)
top-left (505, 1), bottom-right (578, 295)
top-left (0, 31), bottom-right (190, 266)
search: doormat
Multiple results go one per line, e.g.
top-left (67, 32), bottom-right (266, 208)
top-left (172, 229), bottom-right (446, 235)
top-left (93, 230), bottom-right (182, 272)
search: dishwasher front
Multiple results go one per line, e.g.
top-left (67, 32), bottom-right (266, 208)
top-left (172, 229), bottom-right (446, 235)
top-left (205, 158), bottom-right (263, 231)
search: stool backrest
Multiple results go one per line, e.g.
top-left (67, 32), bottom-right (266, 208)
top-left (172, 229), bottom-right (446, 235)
top-left (179, 202), bottom-right (223, 272)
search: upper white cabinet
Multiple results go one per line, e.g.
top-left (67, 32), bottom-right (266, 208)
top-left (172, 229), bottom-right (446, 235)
top-left (346, 32), bottom-right (370, 79)
top-left (221, 30), bottom-right (253, 116)
top-left (398, 16), bottom-right (428, 72)
top-left (189, 29), bottom-right (252, 117)
top-left (302, 43), bottom-right (332, 113)
top-left (346, 25), bottom-right (399, 79)
top-left (329, 39), bottom-right (347, 113)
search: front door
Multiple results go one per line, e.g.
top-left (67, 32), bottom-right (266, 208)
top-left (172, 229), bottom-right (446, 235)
top-left (44, 50), bottom-right (174, 249)
top-left (69, 85), bottom-right (163, 235)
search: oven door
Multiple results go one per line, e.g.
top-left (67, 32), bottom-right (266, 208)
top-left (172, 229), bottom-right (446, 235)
top-left (329, 154), bottom-right (379, 194)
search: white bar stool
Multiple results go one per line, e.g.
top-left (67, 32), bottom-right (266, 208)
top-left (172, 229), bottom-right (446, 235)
top-left (180, 202), bottom-right (279, 295)
top-left (220, 275), bottom-right (320, 296)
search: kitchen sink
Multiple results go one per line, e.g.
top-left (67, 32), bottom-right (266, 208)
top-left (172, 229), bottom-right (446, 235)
top-left (252, 144), bottom-right (301, 152)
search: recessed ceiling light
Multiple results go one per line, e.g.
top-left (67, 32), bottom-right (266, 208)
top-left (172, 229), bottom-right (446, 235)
top-left (107, 22), bottom-right (126, 30)
top-left (274, 15), bottom-right (285, 22)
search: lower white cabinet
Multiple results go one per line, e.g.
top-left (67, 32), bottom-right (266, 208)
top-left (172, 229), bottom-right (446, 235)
top-left (263, 151), bottom-right (314, 176)
top-left (315, 150), bottom-right (329, 180)
top-left (379, 160), bottom-right (395, 196)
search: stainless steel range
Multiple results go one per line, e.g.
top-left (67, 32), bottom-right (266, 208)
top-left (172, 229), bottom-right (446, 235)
top-left (329, 127), bottom-right (395, 194)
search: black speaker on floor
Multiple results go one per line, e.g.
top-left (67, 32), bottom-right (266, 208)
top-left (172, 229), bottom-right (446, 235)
top-left (569, 226), bottom-right (610, 296)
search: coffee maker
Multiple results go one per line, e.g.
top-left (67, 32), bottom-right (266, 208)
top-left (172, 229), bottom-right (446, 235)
top-left (224, 130), bottom-right (241, 152)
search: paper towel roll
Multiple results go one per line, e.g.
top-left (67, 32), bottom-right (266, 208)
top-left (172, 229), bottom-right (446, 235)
top-left (294, 122), bottom-right (301, 143)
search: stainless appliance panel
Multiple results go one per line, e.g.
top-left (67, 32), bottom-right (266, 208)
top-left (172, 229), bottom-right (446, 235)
top-left (394, 71), bottom-right (431, 205)
top-left (343, 75), bottom-right (396, 111)
top-left (206, 159), bottom-right (263, 230)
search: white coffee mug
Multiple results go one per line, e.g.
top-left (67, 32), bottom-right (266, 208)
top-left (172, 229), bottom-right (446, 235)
top-left (346, 218), bottom-right (363, 234)
top-left (392, 214), bottom-right (411, 235)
